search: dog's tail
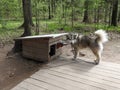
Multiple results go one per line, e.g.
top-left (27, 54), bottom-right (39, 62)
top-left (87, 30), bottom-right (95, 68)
top-left (95, 29), bottom-right (108, 43)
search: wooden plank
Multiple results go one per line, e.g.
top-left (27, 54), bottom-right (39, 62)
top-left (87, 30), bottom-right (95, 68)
top-left (34, 71), bottom-right (104, 90)
top-left (23, 41), bottom-right (48, 48)
top-left (23, 45), bottom-right (49, 52)
top-left (53, 64), bottom-right (120, 84)
top-left (101, 62), bottom-right (120, 69)
top-left (54, 62), bottom-right (120, 80)
top-left (23, 50), bottom-right (48, 58)
top-left (23, 46), bottom-right (62, 61)
top-left (11, 86), bottom-right (27, 90)
top-left (23, 45), bottom-right (49, 53)
top-left (23, 50), bottom-right (48, 57)
top-left (11, 57), bottom-right (120, 90)
top-left (22, 38), bottom-right (49, 43)
top-left (66, 62), bottom-right (120, 79)
top-left (98, 62), bottom-right (120, 70)
top-left (23, 52), bottom-right (48, 61)
top-left (25, 78), bottom-right (65, 90)
top-left (16, 81), bottom-right (46, 90)
top-left (31, 74), bottom-right (92, 90)
top-left (75, 60), bottom-right (120, 73)
top-left (76, 58), bottom-right (120, 70)
top-left (17, 33), bottom-right (68, 40)
top-left (48, 67), bottom-right (120, 89)
top-left (23, 48), bottom-right (48, 56)
top-left (22, 45), bottom-right (49, 57)
top-left (74, 63), bottom-right (120, 75)
top-left (45, 56), bottom-right (73, 68)
top-left (36, 69), bottom-right (120, 90)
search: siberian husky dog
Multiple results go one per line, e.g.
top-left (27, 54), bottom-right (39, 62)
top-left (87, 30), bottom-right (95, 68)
top-left (69, 29), bottom-right (108, 65)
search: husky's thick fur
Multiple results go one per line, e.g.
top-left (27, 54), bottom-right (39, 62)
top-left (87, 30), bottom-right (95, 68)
top-left (70, 29), bottom-right (108, 65)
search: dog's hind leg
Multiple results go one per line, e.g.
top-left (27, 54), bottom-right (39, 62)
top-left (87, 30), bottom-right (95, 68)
top-left (94, 52), bottom-right (101, 65)
top-left (91, 49), bottom-right (102, 65)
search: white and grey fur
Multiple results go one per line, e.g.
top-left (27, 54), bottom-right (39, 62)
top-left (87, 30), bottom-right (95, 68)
top-left (69, 29), bottom-right (108, 65)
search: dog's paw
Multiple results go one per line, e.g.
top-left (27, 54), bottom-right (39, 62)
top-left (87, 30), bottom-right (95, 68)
top-left (94, 60), bottom-right (99, 65)
top-left (72, 58), bottom-right (77, 61)
top-left (72, 58), bottom-right (76, 60)
top-left (79, 53), bottom-right (85, 57)
top-left (71, 58), bottom-right (79, 63)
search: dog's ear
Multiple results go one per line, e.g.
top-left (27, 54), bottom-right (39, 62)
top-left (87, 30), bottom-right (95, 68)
top-left (76, 33), bottom-right (80, 42)
top-left (66, 33), bottom-right (72, 40)
top-left (77, 33), bottom-right (80, 38)
top-left (72, 33), bottom-right (78, 39)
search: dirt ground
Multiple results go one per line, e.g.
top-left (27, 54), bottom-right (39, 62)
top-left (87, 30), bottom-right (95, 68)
top-left (0, 32), bottom-right (120, 90)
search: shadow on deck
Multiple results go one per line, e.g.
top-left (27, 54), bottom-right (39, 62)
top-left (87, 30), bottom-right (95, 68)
top-left (11, 56), bottom-right (120, 90)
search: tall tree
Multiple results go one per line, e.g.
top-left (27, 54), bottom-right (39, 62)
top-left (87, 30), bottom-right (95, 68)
top-left (82, 0), bottom-right (90, 23)
top-left (19, 0), bottom-right (34, 28)
top-left (13, 0), bottom-right (32, 52)
top-left (22, 0), bottom-right (32, 36)
top-left (111, 0), bottom-right (118, 26)
top-left (118, 9), bottom-right (120, 22)
top-left (48, 0), bottom-right (52, 19)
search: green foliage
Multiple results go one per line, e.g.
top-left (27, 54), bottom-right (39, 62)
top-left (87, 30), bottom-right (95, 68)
top-left (0, 0), bottom-right (22, 19)
top-left (0, 0), bottom-right (120, 45)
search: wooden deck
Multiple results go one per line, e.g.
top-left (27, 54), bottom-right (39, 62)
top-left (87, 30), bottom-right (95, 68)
top-left (11, 57), bottom-right (120, 90)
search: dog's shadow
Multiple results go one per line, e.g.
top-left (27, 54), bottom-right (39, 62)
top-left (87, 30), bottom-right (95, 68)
top-left (69, 58), bottom-right (96, 72)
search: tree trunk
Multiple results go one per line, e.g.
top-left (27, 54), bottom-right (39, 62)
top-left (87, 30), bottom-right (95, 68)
top-left (111, 0), bottom-right (118, 26)
top-left (64, 6), bottom-right (67, 26)
top-left (35, 3), bottom-right (40, 35)
top-left (97, 7), bottom-right (100, 23)
top-left (71, 0), bottom-right (74, 30)
top-left (51, 0), bottom-right (54, 18)
top-left (22, 0), bottom-right (32, 36)
top-left (62, 2), bottom-right (65, 18)
top-left (104, 3), bottom-right (108, 24)
top-left (108, 3), bottom-right (112, 26)
top-left (19, 0), bottom-right (34, 28)
top-left (53, 0), bottom-right (56, 15)
top-left (94, 8), bottom-right (97, 23)
top-left (13, 0), bottom-right (32, 53)
top-left (48, 0), bottom-right (52, 19)
top-left (118, 10), bottom-right (120, 22)
top-left (82, 0), bottom-right (90, 23)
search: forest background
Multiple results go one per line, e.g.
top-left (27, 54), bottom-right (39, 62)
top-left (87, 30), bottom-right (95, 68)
top-left (0, 0), bottom-right (120, 45)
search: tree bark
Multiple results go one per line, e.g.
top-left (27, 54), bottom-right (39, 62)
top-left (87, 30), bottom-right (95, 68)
top-left (82, 0), bottom-right (90, 23)
top-left (94, 8), bottom-right (97, 23)
top-left (104, 3), bottom-right (108, 24)
top-left (118, 10), bottom-right (120, 22)
top-left (21, 0), bottom-right (32, 36)
top-left (48, 0), bottom-right (52, 19)
top-left (111, 0), bottom-right (118, 26)
top-left (13, 0), bottom-right (32, 53)
top-left (19, 0), bottom-right (34, 28)
top-left (97, 7), bottom-right (100, 23)
top-left (108, 3), bottom-right (112, 26)
top-left (71, 0), bottom-right (74, 30)
top-left (51, 0), bottom-right (54, 18)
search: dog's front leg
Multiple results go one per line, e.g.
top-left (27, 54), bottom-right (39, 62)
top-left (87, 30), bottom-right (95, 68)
top-left (73, 49), bottom-right (78, 60)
